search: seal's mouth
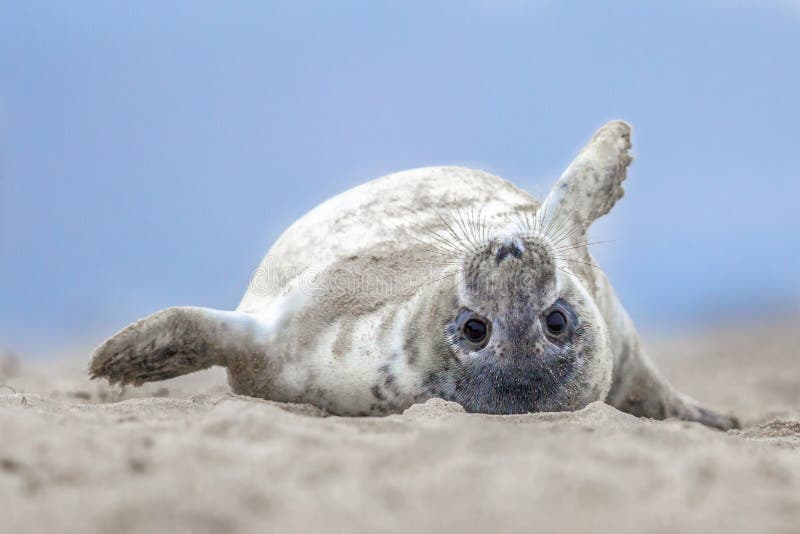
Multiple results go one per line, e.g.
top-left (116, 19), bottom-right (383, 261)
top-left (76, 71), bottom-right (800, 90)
top-left (461, 234), bottom-right (557, 311)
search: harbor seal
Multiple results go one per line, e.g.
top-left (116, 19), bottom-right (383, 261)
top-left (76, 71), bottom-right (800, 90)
top-left (90, 120), bottom-right (738, 430)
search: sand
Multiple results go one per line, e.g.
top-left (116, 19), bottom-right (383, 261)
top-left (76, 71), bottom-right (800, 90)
top-left (2, 319), bottom-right (799, 534)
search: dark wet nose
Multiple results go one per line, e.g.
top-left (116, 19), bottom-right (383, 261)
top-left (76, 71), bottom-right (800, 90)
top-left (496, 241), bottom-right (523, 263)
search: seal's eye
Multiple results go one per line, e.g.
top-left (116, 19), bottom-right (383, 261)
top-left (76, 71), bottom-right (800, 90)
top-left (545, 310), bottom-right (567, 336)
top-left (462, 318), bottom-right (488, 344)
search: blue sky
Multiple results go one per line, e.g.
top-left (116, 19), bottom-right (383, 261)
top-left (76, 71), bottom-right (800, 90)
top-left (1, 1), bottom-right (799, 355)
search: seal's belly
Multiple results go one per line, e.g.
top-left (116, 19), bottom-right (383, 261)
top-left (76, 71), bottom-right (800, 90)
top-left (263, 295), bottom-right (429, 416)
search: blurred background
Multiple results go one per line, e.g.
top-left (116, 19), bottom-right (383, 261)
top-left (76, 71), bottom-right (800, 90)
top-left (1, 1), bottom-right (798, 357)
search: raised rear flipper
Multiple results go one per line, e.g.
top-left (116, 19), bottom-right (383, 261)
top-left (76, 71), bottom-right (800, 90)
top-left (538, 120), bottom-right (739, 431)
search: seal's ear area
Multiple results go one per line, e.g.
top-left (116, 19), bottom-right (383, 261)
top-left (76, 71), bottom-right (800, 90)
top-left (538, 120), bottom-right (634, 234)
top-left (90, 307), bottom-right (266, 386)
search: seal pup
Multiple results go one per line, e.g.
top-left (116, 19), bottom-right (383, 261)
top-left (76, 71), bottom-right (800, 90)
top-left (90, 121), bottom-right (738, 430)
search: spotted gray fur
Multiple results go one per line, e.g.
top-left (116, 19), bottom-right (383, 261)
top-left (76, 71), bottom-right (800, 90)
top-left (90, 121), bottom-right (739, 431)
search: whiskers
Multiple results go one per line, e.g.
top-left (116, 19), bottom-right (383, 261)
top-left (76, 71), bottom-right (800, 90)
top-left (515, 201), bottom-right (613, 274)
top-left (514, 199), bottom-right (582, 249)
top-left (406, 198), bottom-right (614, 286)
top-left (405, 204), bottom-right (494, 290)
top-left (409, 205), bottom-right (493, 262)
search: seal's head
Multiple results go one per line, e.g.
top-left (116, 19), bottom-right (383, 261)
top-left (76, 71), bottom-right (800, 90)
top-left (438, 230), bottom-right (612, 414)
top-left (429, 120), bottom-right (633, 414)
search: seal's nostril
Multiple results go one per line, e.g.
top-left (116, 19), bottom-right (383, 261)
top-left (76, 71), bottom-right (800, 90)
top-left (496, 242), bottom-right (523, 263)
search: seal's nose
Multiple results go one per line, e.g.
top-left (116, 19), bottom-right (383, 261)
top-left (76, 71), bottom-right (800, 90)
top-left (495, 239), bottom-right (523, 263)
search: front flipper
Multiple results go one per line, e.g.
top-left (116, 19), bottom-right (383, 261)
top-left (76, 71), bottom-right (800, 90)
top-left (606, 332), bottom-right (740, 431)
top-left (90, 307), bottom-right (267, 386)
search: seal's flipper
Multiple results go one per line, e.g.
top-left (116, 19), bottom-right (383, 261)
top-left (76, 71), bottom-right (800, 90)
top-left (602, 303), bottom-right (740, 431)
top-left (607, 347), bottom-right (740, 430)
top-left (90, 307), bottom-right (266, 386)
top-left (535, 123), bottom-right (738, 430)
top-left (677, 395), bottom-right (741, 431)
top-left (537, 120), bottom-right (633, 235)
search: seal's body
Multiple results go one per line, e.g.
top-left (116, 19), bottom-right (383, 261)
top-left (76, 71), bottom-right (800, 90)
top-left (91, 121), bottom-right (738, 430)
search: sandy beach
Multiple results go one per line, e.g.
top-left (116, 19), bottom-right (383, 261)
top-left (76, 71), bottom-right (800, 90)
top-left (2, 317), bottom-right (799, 534)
